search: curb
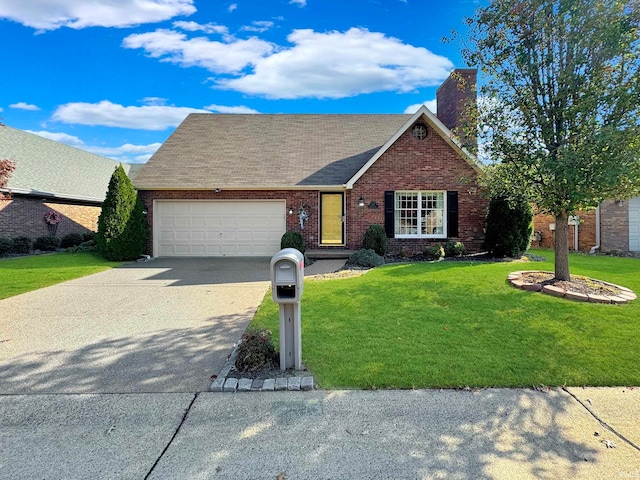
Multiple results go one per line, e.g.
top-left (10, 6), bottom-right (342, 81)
top-left (210, 343), bottom-right (315, 393)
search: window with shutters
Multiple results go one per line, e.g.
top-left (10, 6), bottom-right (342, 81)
top-left (394, 191), bottom-right (446, 238)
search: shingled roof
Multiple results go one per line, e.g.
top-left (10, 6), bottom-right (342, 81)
top-left (0, 125), bottom-right (135, 203)
top-left (133, 114), bottom-right (413, 190)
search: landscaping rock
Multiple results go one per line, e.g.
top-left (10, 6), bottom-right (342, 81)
top-left (223, 378), bottom-right (238, 392)
top-left (237, 378), bottom-right (252, 392)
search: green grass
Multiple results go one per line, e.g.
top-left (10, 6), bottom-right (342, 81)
top-left (251, 249), bottom-right (640, 389)
top-left (0, 252), bottom-right (122, 299)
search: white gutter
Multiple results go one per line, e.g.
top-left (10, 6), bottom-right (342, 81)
top-left (590, 205), bottom-right (601, 254)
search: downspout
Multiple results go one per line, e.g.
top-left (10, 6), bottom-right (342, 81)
top-left (590, 205), bottom-right (601, 254)
top-left (574, 221), bottom-right (579, 251)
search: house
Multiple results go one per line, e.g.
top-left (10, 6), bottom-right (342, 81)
top-left (0, 125), bottom-right (141, 240)
top-left (133, 69), bottom-right (488, 258)
top-left (533, 198), bottom-right (640, 253)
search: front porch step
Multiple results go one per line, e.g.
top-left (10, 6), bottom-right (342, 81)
top-left (306, 249), bottom-right (357, 260)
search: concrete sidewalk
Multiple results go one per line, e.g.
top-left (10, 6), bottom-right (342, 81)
top-left (2, 387), bottom-right (638, 479)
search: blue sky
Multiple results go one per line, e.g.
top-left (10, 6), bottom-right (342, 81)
top-left (0, 0), bottom-right (480, 164)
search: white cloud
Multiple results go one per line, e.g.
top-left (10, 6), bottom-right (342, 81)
top-left (203, 104), bottom-right (259, 114)
top-left (123, 29), bottom-right (274, 73)
top-left (26, 130), bottom-right (84, 146)
top-left (123, 26), bottom-right (453, 100)
top-left (218, 28), bottom-right (453, 99)
top-left (10, 102), bottom-right (40, 111)
top-left (173, 21), bottom-right (229, 37)
top-left (0, 0), bottom-right (196, 30)
top-left (240, 21), bottom-right (274, 33)
top-left (228, 3), bottom-right (237, 13)
top-left (52, 100), bottom-right (209, 130)
top-left (404, 99), bottom-right (437, 114)
top-left (290, 0), bottom-right (307, 6)
top-left (25, 129), bottom-right (160, 163)
top-left (87, 142), bottom-right (162, 156)
top-left (140, 97), bottom-right (168, 106)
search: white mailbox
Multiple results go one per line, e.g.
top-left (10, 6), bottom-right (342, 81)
top-left (270, 248), bottom-right (304, 303)
top-left (270, 248), bottom-right (304, 370)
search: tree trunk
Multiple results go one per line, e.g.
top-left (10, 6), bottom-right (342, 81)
top-left (554, 210), bottom-right (571, 281)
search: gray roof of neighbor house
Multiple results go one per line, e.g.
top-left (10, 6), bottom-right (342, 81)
top-left (0, 125), bottom-right (137, 202)
top-left (133, 113), bottom-right (413, 190)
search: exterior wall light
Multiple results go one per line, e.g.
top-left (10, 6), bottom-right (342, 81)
top-left (358, 196), bottom-right (366, 208)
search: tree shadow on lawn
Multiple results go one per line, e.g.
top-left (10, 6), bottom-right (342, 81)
top-left (164, 388), bottom-right (617, 479)
top-left (0, 313), bottom-right (248, 394)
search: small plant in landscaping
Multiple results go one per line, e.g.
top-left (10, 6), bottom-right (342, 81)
top-left (0, 237), bottom-right (13, 256)
top-left (362, 224), bottom-right (387, 256)
top-left (34, 236), bottom-right (60, 251)
top-left (11, 236), bottom-right (31, 254)
top-left (348, 248), bottom-right (385, 268)
top-left (424, 245), bottom-right (445, 260)
top-left (234, 329), bottom-right (279, 372)
top-left (444, 241), bottom-right (467, 257)
top-left (280, 231), bottom-right (305, 253)
top-left (61, 233), bottom-right (84, 248)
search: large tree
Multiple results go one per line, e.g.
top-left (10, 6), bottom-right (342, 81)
top-left (460, 0), bottom-right (640, 280)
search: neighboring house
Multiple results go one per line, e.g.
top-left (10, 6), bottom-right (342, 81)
top-left (0, 125), bottom-right (141, 240)
top-left (134, 69), bottom-right (488, 258)
top-left (533, 199), bottom-right (640, 253)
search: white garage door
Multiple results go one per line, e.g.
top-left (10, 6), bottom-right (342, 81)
top-left (154, 200), bottom-right (286, 257)
top-left (629, 197), bottom-right (640, 252)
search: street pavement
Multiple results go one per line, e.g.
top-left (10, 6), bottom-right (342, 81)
top-left (1, 387), bottom-right (639, 479)
top-left (1, 258), bottom-right (639, 478)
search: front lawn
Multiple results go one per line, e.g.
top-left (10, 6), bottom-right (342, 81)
top-left (251, 249), bottom-right (640, 389)
top-left (0, 252), bottom-right (122, 299)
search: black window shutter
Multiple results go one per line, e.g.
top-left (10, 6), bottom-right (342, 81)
top-left (447, 191), bottom-right (459, 238)
top-left (384, 191), bottom-right (395, 238)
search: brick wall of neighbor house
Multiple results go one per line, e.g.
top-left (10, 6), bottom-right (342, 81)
top-left (137, 189), bottom-right (320, 255)
top-left (533, 210), bottom-right (597, 252)
top-left (600, 199), bottom-right (630, 252)
top-left (347, 122), bottom-right (487, 254)
top-left (0, 195), bottom-right (100, 240)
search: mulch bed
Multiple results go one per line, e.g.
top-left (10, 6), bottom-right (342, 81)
top-left (520, 271), bottom-right (622, 296)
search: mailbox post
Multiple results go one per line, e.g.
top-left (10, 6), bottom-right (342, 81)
top-left (270, 248), bottom-right (304, 370)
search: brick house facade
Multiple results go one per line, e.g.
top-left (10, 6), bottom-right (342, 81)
top-left (138, 122), bottom-right (487, 256)
top-left (533, 198), bottom-right (639, 253)
top-left (0, 195), bottom-right (100, 239)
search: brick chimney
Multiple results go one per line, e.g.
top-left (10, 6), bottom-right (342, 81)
top-left (436, 68), bottom-right (477, 148)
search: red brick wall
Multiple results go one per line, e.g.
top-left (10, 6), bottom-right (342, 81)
top-left (348, 123), bottom-right (487, 254)
top-left (533, 210), bottom-right (597, 252)
top-left (0, 195), bottom-right (100, 239)
top-left (600, 200), bottom-right (629, 252)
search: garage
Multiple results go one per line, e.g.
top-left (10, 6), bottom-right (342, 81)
top-left (154, 200), bottom-right (286, 257)
top-left (629, 197), bottom-right (640, 252)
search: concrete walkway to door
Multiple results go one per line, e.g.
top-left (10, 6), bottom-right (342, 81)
top-left (0, 258), bottom-right (272, 394)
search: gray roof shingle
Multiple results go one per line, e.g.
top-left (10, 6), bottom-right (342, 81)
top-left (0, 125), bottom-right (134, 202)
top-left (133, 114), bottom-right (411, 189)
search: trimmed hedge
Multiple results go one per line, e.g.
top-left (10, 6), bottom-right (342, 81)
top-left (362, 224), bottom-right (387, 256)
top-left (280, 231), bottom-right (305, 253)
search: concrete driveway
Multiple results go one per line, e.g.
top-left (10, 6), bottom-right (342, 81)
top-left (0, 258), bottom-right (271, 394)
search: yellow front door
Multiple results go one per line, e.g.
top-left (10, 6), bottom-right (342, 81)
top-left (320, 193), bottom-right (344, 245)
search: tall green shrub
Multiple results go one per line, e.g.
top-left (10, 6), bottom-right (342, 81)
top-left (484, 196), bottom-right (533, 258)
top-left (362, 224), bottom-right (387, 256)
top-left (96, 165), bottom-right (148, 261)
